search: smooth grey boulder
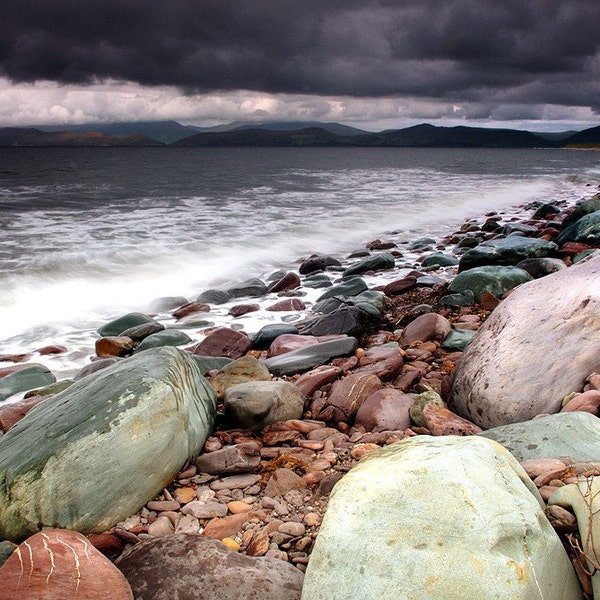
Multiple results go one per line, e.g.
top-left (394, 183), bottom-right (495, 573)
top-left (447, 265), bottom-right (533, 302)
top-left (316, 276), bottom-right (368, 302)
top-left (251, 323), bottom-right (299, 349)
top-left (120, 321), bottom-right (165, 342)
top-left (134, 329), bottom-right (192, 352)
top-left (451, 257), bottom-right (600, 428)
top-left (302, 436), bottom-right (580, 600)
top-left (196, 289), bottom-right (232, 305)
top-left (226, 277), bottom-right (268, 299)
top-left (116, 533), bottom-right (303, 600)
top-left (0, 366), bottom-right (56, 402)
top-left (302, 273), bottom-right (332, 288)
top-left (503, 223), bottom-right (539, 236)
top-left (421, 252), bottom-right (459, 268)
top-left (458, 236), bottom-right (557, 271)
top-left (0, 347), bottom-right (217, 542)
top-left (97, 312), bottom-right (156, 337)
top-left (262, 337), bottom-right (358, 376)
top-left (342, 252), bottom-right (395, 277)
top-left (300, 306), bottom-right (369, 337)
top-left (299, 254), bottom-right (342, 275)
top-left (480, 412), bottom-right (600, 463)
top-left (224, 380), bottom-right (304, 430)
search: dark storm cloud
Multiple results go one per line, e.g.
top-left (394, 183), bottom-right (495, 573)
top-left (2, 0), bottom-right (600, 109)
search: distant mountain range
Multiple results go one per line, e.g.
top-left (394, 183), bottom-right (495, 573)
top-left (1, 120), bottom-right (599, 148)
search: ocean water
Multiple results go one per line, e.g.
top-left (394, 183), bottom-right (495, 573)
top-left (1, 146), bottom-right (599, 380)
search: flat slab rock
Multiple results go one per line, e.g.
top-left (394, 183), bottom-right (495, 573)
top-left (451, 256), bottom-right (600, 428)
top-left (116, 533), bottom-right (303, 600)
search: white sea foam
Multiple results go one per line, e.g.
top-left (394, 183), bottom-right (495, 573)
top-left (0, 147), bottom-right (598, 381)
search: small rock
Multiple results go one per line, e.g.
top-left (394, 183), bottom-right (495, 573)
top-left (421, 403), bottom-right (483, 436)
top-left (148, 515), bottom-right (175, 537)
top-left (265, 468), bottom-right (307, 498)
top-left (193, 442), bottom-right (261, 474)
top-left (210, 474), bottom-right (261, 491)
top-left (278, 522), bottom-right (306, 537)
top-left (181, 501), bottom-right (228, 519)
top-left (192, 327), bottom-right (252, 359)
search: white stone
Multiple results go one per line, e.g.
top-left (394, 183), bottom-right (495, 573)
top-left (451, 256), bottom-right (600, 428)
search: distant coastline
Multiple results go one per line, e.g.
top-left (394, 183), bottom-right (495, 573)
top-left (1, 120), bottom-right (599, 149)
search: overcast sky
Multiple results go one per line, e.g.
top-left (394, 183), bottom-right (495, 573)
top-left (1, 0), bottom-right (599, 131)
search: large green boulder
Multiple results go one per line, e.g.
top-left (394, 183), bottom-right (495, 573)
top-left (0, 347), bottom-right (217, 542)
top-left (301, 436), bottom-right (580, 600)
top-left (458, 236), bottom-right (557, 271)
top-left (448, 265), bottom-right (533, 302)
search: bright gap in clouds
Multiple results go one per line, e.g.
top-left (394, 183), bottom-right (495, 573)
top-left (0, 78), bottom-right (598, 133)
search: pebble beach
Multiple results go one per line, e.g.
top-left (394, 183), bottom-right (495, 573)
top-left (2, 183), bottom-right (600, 599)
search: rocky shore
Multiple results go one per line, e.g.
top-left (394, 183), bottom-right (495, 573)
top-left (2, 187), bottom-right (600, 598)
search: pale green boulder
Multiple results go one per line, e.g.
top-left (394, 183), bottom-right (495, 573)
top-left (302, 436), bottom-right (580, 600)
top-left (480, 412), bottom-right (600, 463)
top-left (0, 347), bottom-right (217, 542)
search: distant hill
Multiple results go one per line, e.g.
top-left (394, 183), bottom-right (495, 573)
top-left (35, 120), bottom-right (194, 144)
top-left (364, 124), bottom-right (556, 148)
top-left (228, 120), bottom-right (369, 136)
top-left (562, 126), bottom-right (600, 148)
top-left (173, 123), bottom-right (557, 148)
top-left (1, 121), bottom-right (599, 148)
top-left (0, 127), bottom-right (162, 147)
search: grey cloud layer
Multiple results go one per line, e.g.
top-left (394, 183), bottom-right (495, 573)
top-left (2, 0), bottom-right (599, 110)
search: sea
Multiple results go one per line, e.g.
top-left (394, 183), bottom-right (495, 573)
top-left (1, 146), bottom-right (599, 382)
